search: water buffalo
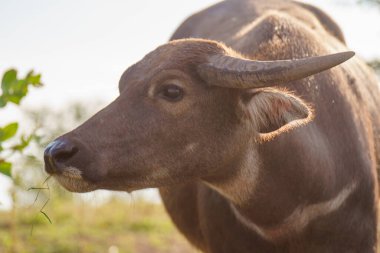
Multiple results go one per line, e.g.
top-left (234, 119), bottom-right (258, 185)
top-left (44, 0), bottom-right (380, 252)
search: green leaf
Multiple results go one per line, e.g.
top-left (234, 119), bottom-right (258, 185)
top-left (26, 71), bottom-right (42, 87)
top-left (1, 69), bottom-right (17, 91)
top-left (0, 122), bottom-right (18, 142)
top-left (40, 210), bottom-right (52, 224)
top-left (0, 69), bottom-right (43, 107)
top-left (0, 161), bottom-right (12, 177)
top-left (10, 134), bottom-right (33, 151)
top-left (0, 96), bottom-right (6, 108)
top-left (28, 187), bottom-right (49, 191)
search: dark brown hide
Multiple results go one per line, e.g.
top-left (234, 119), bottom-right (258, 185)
top-left (165, 0), bottom-right (380, 252)
top-left (44, 0), bottom-right (380, 252)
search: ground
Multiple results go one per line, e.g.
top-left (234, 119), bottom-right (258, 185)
top-left (2, 192), bottom-right (380, 253)
top-left (0, 194), bottom-right (197, 253)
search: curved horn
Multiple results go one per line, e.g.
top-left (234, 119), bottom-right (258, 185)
top-left (197, 51), bottom-right (355, 89)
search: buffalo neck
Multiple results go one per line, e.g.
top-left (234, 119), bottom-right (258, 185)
top-left (203, 127), bottom-right (358, 243)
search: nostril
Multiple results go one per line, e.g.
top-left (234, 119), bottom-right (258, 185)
top-left (44, 139), bottom-right (79, 173)
top-left (54, 146), bottom-right (79, 163)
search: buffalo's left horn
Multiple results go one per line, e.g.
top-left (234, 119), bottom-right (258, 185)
top-left (197, 51), bottom-right (355, 89)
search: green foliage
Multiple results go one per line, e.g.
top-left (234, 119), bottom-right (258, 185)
top-left (0, 122), bottom-right (18, 142)
top-left (0, 68), bottom-right (43, 178)
top-left (0, 161), bottom-right (12, 177)
top-left (1, 69), bottom-right (42, 107)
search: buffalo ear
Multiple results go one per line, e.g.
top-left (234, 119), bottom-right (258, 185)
top-left (243, 88), bottom-right (314, 140)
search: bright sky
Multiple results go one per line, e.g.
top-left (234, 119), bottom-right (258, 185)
top-left (1, 0), bottom-right (379, 209)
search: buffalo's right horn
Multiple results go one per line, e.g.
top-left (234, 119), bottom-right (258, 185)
top-left (197, 51), bottom-right (355, 89)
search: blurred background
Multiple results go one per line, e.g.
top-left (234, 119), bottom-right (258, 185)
top-left (0, 0), bottom-right (379, 252)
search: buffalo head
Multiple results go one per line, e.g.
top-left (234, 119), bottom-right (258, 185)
top-left (44, 39), bottom-right (353, 193)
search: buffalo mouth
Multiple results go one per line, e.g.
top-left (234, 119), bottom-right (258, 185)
top-left (52, 167), bottom-right (98, 193)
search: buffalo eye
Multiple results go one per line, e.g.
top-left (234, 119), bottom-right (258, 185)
top-left (158, 84), bottom-right (184, 102)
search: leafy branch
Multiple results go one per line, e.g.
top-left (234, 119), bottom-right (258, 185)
top-left (0, 69), bottom-right (43, 178)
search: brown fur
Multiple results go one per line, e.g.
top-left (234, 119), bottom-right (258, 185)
top-left (44, 0), bottom-right (380, 252)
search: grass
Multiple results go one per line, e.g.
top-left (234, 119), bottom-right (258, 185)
top-left (0, 192), bottom-right (196, 253)
top-left (3, 188), bottom-right (379, 253)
